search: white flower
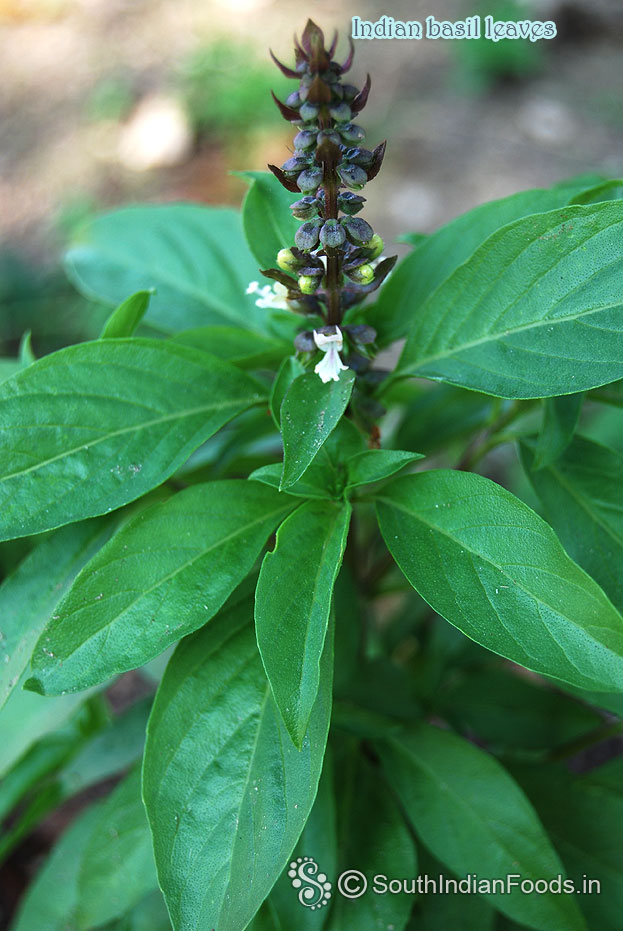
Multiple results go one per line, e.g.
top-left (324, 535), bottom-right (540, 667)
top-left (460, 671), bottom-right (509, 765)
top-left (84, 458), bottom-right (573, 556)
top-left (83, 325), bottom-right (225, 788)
top-left (246, 281), bottom-right (290, 310)
top-left (313, 327), bottom-right (349, 383)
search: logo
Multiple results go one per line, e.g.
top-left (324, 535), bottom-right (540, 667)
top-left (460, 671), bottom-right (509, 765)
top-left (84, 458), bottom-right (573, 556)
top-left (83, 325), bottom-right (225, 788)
top-left (288, 856), bottom-right (332, 910)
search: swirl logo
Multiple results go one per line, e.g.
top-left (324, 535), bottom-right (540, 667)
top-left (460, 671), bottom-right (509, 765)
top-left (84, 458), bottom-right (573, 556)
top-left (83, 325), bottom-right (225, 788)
top-left (288, 856), bottom-right (332, 910)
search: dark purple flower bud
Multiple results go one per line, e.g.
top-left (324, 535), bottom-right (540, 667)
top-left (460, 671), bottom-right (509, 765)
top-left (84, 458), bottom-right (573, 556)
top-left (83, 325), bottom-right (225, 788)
top-left (344, 324), bottom-right (377, 345)
top-left (297, 167), bottom-right (324, 193)
top-left (337, 162), bottom-right (367, 191)
top-left (342, 216), bottom-right (374, 245)
top-left (319, 219), bottom-right (346, 249)
top-left (290, 196), bottom-right (319, 219)
top-left (293, 130), bottom-right (317, 150)
top-left (281, 155), bottom-right (313, 178)
top-left (344, 147), bottom-right (374, 167)
top-left (341, 84), bottom-right (359, 102)
top-left (294, 330), bottom-right (316, 352)
top-left (338, 123), bottom-right (366, 143)
top-left (337, 192), bottom-right (366, 215)
top-left (295, 219), bottom-right (323, 251)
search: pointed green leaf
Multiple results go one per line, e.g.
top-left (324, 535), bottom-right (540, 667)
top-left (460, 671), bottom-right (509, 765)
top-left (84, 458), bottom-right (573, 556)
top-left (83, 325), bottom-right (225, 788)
top-left (76, 767), bottom-right (158, 927)
top-left (174, 325), bottom-right (289, 369)
top-left (27, 481), bottom-right (294, 695)
top-left (376, 470), bottom-right (623, 692)
top-left (376, 723), bottom-right (586, 931)
top-left (346, 448), bottom-right (424, 490)
top-left (0, 339), bottom-right (265, 541)
top-left (65, 205), bottom-right (269, 334)
top-left (238, 171), bottom-right (301, 271)
top-left (100, 290), bottom-right (152, 338)
top-left (395, 203), bottom-right (623, 398)
top-left (532, 394), bottom-right (583, 470)
top-left (142, 596), bottom-right (332, 931)
top-left (256, 500), bottom-right (350, 746)
top-left (521, 436), bottom-right (623, 613)
top-left (10, 801), bottom-right (103, 931)
top-left (0, 519), bottom-right (115, 707)
top-left (327, 750), bottom-right (417, 931)
top-left (281, 371), bottom-right (355, 489)
top-left (372, 179), bottom-right (605, 345)
top-left (268, 753), bottom-right (337, 930)
top-left (270, 355), bottom-right (305, 427)
top-left (516, 760), bottom-right (623, 931)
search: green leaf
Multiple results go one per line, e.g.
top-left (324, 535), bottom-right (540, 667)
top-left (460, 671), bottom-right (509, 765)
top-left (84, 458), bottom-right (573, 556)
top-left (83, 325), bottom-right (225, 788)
top-left (438, 665), bottom-right (601, 752)
top-left (376, 723), bottom-right (586, 931)
top-left (76, 767), bottom-right (158, 927)
top-left (59, 696), bottom-right (151, 796)
top-left (372, 180), bottom-right (603, 345)
top-left (0, 682), bottom-right (93, 779)
top-left (281, 371), bottom-right (355, 489)
top-left (10, 801), bottom-right (103, 931)
top-left (532, 394), bottom-right (583, 470)
top-left (98, 891), bottom-right (171, 931)
top-left (238, 171), bottom-right (301, 271)
top-left (376, 470), bottom-right (623, 693)
top-left (142, 595), bottom-right (332, 931)
top-left (520, 436), bottom-right (623, 614)
top-left (268, 753), bottom-right (337, 931)
top-left (256, 500), bottom-right (350, 746)
top-left (65, 205), bottom-right (270, 334)
top-left (568, 179), bottom-right (623, 205)
top-left (0, 339), bottom-right (265, 541)
top-left (394, 202), bottom-right (623, 398)
top-left (327, 749), bottom-right (417, 931)
top-left (516, 761), bottom-right (623, 931)
top-left (346, 449), bottom-right (423, 490)
top-left (395, 383), bottom-right (494, 455)
top-left (174, 325), bottom-right (289, 369)
top-left (270, 355), bottom-right (306, 427)
top-left (27, 481), bottom-right (294, 695)
top-left (100, 290), bottom-right (152, 338)
top-left (0, 519), bottom-right (115, 707)
top-left (0, 358), bottom-right (22, 384)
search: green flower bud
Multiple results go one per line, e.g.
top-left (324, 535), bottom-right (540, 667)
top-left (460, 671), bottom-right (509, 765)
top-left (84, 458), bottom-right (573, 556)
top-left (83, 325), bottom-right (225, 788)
top-left (342, 216), bottom-right (374, 245)
top-left (338, 123), bottom-right (366, 143)
top-left (344, 146), bottom-right (374, 167)
top-left (299, 274), bottom-right (321, 294)
top-left (297, 167), bottom-right (324, 193)
top-left (347, 263), bottom-right (375, 285)
top-left (285, 90), bottom-right (301, 108)
top-left (338, 192), bottom-right (366, 215)
top-left (337, 163), bottom-right (368, 191)
top-left (316, 128), bottom-right (341, 146)
top-left (290, 196), bottom-right (319, 220)
top-left (299, 101), bottom-right (320, 122)
top-left (276, 248), bottom-right (300, 272)
top-left (329, 102), bottom-right (351, 122)
top-left (341, 84), bottom-right (359, 102)
top-left (364, 233), bottom-right (384, 259)
top-left (319, 219), bottom-right (346, 249)
top-left (295, 219), bottom-right (322, 251)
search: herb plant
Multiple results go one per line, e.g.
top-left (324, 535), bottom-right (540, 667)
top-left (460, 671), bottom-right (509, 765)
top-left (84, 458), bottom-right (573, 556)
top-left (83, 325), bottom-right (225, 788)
top-left (2, 19), bottom-right (622, 931)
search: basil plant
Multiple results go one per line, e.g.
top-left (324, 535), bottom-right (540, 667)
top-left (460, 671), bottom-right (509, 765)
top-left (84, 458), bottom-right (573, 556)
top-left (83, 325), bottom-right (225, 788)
top-left (2, 19), bottom-right (622, 931)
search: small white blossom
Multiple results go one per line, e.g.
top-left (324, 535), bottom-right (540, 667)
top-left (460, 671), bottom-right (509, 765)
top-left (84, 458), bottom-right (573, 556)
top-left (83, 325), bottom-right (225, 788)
top-left (246, 281), bottom-right (290, 310)
top-left (313, 327), bottom-right (348, 384)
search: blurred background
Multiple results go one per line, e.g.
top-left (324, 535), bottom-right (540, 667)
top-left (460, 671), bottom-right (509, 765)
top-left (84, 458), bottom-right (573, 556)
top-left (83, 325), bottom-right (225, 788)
top-left (1, 0), bottom-right (622, 351)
